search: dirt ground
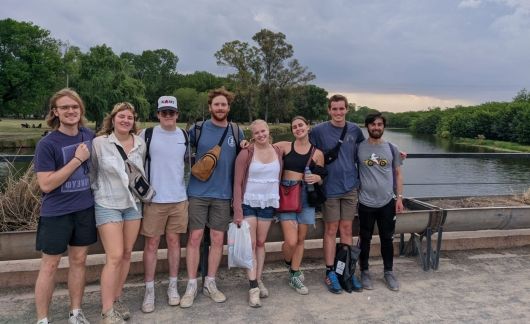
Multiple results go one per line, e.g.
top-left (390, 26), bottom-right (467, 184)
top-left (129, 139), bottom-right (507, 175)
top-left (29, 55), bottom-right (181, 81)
top-left (1, 247), bottom-right (529, 324)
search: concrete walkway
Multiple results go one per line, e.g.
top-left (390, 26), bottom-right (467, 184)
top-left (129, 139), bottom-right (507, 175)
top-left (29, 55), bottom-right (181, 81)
top-left (1, 247), bottom-right (529, 323)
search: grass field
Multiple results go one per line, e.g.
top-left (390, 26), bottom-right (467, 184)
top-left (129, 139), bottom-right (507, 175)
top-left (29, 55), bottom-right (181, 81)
top-left (0, 118), bottom-right (293, 148)
top-left (455, 137), bottom-right (530, 152)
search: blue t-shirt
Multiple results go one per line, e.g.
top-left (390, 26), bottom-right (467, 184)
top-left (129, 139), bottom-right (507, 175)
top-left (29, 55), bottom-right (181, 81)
top-left (34, 127), bottom-right (95, 216)
top-left (187, 120), bottom-right (244, 199)
top-left (309, 121), bottom-right (365, 197)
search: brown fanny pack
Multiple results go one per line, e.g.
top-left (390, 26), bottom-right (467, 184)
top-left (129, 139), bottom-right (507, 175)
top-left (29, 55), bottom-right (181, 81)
top-left (191, 123), bottom-right (230, 181)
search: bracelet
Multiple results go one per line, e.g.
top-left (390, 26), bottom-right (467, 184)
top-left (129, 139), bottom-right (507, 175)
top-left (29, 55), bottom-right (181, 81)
top-left (73, 156), bottom-right (83, 164)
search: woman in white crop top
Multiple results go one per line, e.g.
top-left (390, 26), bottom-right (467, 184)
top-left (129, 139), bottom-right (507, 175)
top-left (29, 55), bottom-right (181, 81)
top-left (233, 119), bottom-right (283, 308)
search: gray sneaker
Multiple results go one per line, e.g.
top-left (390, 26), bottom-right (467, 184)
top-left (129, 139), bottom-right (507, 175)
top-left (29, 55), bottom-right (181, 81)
top-left (68, 309), bottom-right (90, 324)
top-left (361, 270), bottom-right (374, 290)
top-left (101, 308), bottom-right (125, 324)
top-left (257, 279), bottom-right (269, 298)
top-left (113, 299), bottom-right (130, 320)
top-left (384, 271), bottom-right (400, 291)
top-left (203, 280), bottom-right (227, 303)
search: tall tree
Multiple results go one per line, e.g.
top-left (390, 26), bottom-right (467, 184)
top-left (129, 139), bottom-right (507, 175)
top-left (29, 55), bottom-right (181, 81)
top-left (77, 45), bottom-right (148, 129)
top-left (121, 49), bottom-right (178, 110)
top-left (215, 29), bottom-right (315, 122)
top-left (0, 19), bottom-right (62, 117)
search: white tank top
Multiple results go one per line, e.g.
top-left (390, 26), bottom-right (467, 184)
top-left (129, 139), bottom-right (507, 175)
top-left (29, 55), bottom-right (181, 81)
top-left (243, 158), bottom-right (280, 208)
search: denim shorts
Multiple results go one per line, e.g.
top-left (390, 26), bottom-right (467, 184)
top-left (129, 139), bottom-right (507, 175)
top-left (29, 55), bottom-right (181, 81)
top-left (242, 204), bottom-right (275, 221)
top-left (277, 180), bottom-right (316, 225)
top-left (95, 202), bottom-right (142, 227)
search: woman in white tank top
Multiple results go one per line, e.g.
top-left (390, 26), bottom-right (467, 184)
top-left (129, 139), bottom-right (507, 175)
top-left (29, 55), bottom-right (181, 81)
top-left (233, 119), bottom-right (283, 308)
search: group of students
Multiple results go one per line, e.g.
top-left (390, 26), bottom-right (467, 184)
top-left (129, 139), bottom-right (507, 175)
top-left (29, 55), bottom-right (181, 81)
top-left (33, 87), bottom-right (404, 324)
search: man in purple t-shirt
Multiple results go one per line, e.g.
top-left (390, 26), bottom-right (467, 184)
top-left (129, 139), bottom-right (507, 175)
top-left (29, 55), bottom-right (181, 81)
top-left (33, 89), bottom-right (96, 324)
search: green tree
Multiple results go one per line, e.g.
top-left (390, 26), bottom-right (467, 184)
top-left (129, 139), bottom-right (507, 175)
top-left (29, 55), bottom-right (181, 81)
top-left (121, 49), bottom-right (179, 110)
top-left (77, 45), bottom-right (148, 129)
top-left (292, 84), bottom-right (328, 122)
top-left (0, 19), bottom-right (62, 117)
top-left (215, 29), bottom-right (315, 122)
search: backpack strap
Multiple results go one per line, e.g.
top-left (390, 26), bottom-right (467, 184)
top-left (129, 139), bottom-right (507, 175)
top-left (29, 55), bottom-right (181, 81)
top-left (144, 127), bottom-right (154, 181)
top-left (194, 121), bottom-right (204, 148)
top-left (230, 121), bottom-right (241, 155)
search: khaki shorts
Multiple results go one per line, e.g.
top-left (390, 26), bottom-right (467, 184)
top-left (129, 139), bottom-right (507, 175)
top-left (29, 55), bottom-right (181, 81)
top-left (141, 201), bottom-right (189, 237)
top-left (188, 197), bottom-right (231, 232)
top-left (321, 189), bottom-right (358, 222)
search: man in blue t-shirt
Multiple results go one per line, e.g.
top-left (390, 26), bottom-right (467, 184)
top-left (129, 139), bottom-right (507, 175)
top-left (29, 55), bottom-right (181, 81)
top-left (180, 87), bottom-right (244, 308)
top-left (309, 94), bottom-right (365, 294)
top-left (33, 89), bottom-right (97, 324)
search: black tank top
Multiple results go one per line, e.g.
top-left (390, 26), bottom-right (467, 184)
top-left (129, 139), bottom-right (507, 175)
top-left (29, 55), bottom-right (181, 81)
top-left (283, 142), bottom-right (312, 173)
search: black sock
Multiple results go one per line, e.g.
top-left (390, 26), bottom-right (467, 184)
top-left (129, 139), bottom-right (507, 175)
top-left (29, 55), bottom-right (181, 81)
top-left (326, 265), bottom-right (334, 274)
top-left (284, 259), bottom-right (292, 268)
top-left (290, 268), bottom-right (299, 274)
top-left (249, 280), bottom-right (258, 289)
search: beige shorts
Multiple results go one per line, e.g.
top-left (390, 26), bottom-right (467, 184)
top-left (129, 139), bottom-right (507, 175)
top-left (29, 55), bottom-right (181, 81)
top-left (321, 189), bottom-right (358, 222)
top-left (188, 197), bottom-right (231, 232)
top-left (141, 201), bottom-right (189, 237)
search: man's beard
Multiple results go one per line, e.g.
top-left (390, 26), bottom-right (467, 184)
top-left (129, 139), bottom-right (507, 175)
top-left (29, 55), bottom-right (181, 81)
top-left (368, 129), bottom-right (384, 139)
top-left (211, 111), bottom-right (228, 122)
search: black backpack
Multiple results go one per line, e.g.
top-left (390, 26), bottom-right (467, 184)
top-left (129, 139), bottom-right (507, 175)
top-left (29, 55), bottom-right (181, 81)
top-left (334, 243), bottom-right (361, 293)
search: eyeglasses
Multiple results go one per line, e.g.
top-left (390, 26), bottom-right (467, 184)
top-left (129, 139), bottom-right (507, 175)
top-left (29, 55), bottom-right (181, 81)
top-left (159, 110), bottom-right (177, 117)
top-left (55, 104), bottom-right (80, 111)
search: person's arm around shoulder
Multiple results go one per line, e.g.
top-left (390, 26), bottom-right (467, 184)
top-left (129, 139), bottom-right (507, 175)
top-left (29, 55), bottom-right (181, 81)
top-left (232, 148), bottom-right (250, 226)
top-left (36, 140), bottom-right (90, 193)
top-left (273, 141), bottom-right (290, 156)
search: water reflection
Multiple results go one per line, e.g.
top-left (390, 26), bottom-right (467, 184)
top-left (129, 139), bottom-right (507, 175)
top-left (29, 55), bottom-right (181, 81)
top-left (1, 129), bottom-right (529, 197)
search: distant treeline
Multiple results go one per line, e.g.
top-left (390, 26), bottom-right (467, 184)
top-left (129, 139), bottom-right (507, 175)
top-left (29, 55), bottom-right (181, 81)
top-left (348, 90), bottom-right (530, 144)
top-left (0, 18), bottom-right (327, 128)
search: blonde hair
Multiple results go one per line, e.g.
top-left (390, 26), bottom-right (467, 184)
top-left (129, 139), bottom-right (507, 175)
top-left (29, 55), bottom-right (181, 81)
top-left (45, 88), bottom-right (87, 129)
top-left (97, 102), bottom-right (138, 136)
top-left (249, 119), bottom-right (272, 143)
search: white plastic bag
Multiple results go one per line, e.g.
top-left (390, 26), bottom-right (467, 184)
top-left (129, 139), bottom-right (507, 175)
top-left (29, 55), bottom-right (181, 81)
top-left (227, 220), bottom-right (253, 269)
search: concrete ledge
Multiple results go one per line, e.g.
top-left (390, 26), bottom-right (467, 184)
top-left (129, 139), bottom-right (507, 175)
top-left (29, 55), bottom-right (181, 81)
top-left (1, 229), bottom-right (530, 288)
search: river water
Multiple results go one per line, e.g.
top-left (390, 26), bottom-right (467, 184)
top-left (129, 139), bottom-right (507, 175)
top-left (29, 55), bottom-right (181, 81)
top-left (1, 129), bottom-right (529, 198)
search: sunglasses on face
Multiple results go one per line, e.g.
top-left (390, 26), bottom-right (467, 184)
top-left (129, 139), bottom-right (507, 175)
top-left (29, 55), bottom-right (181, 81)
top-left (159, 110), bottom-right (177, 117)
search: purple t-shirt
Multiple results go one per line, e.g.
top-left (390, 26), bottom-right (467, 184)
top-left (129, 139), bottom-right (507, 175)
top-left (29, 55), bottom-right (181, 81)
top-left (34, 127), bottom-right (95, 217)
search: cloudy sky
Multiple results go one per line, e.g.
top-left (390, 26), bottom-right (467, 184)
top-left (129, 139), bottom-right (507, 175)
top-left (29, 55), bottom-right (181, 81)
top-left (2, 0), bottom-right (530, 112)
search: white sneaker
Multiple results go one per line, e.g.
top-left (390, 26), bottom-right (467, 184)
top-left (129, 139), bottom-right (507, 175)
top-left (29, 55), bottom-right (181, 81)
top-left (141, 286), bottom-right (155, 313)
top-left (248, 287), bottom-right (261, 308)
top-left (68, 310), bottom-right (90, 324)
top-left (258, 280), bottom-right (269, 298)
top-left (180, 283), bottom-right (198, 308)
top-left (203, 280), bottom-right (227, 303)
top-left (167, 280), bottom-right (181, 306)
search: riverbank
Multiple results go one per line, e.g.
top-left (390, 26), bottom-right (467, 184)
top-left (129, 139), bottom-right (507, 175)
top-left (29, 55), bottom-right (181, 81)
top-left (454, 137), bottom-right (530, 152)
top-left (0, 119), bottom-right (292, 148)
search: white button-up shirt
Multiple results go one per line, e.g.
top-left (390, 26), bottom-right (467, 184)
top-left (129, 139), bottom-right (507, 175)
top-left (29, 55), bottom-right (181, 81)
top-left (91, 132), bottom-right (146, 210)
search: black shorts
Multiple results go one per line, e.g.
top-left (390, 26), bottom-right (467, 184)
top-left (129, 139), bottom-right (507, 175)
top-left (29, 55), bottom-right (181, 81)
top-left (36, 206), bottom-right (97, 255)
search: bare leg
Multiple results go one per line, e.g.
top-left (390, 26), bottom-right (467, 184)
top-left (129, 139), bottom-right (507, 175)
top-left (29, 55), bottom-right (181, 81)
top-left (166, 233), bottom-right (181, 278)
top-left (115, 219), bottom-right (141, 299)
top-left (323, 221), bottom-right (339, 266)
top-left (67, 246), bottom-right (89, 310)
top-left (98, 222), bottom-right (124, 313)
top-left (281, 220), bottom-right (299, 263)
top-left (35, 253), bottom-right (61, 320)
top-left (207, 229), bottom-right (225, 277)
top-left (255, 220), bottom-right (272, 280)
top-left (339, 219), bottom-right (353, 245)
top-left (246, 217), bottom-right (258, 281)
top-left (186, 229), bottom-right (204, 279)
top-left (143, 236), bottom-right (161, 282)
top-left (291, 224), bottom-right (308, 270)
